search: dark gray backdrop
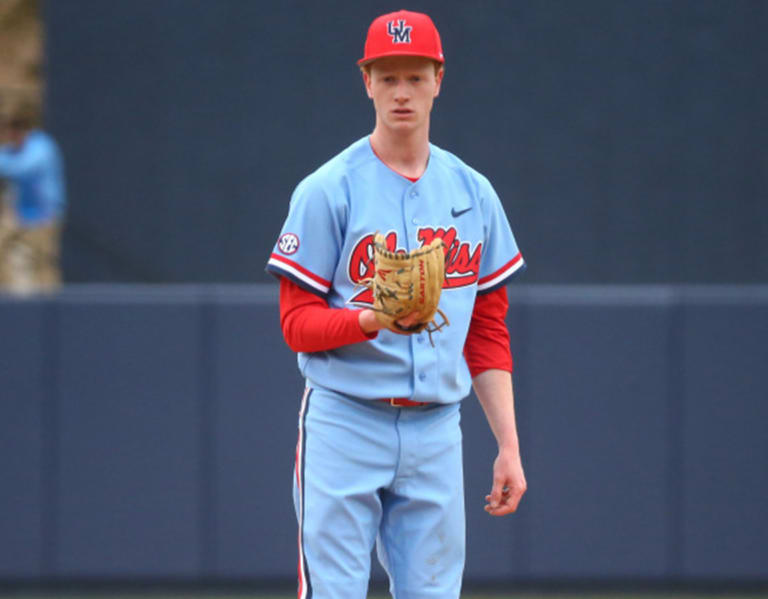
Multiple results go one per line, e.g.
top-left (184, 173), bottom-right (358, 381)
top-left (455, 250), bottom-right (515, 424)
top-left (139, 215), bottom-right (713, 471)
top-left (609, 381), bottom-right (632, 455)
top-left (44, 0), bottom-right (767, 284)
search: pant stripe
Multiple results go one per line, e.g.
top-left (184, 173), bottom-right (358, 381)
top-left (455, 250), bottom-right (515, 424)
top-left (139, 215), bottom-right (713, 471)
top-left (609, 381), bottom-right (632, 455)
top-left (296, 387), bottom-right (312, 599)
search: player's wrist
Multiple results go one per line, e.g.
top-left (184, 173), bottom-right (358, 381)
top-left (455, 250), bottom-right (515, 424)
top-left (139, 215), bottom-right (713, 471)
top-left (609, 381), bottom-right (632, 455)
top-left (497, 440), bottom-right (521, 455)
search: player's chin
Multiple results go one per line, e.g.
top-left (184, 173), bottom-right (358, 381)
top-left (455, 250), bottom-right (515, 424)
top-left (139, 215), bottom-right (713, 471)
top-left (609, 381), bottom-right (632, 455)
top-left (387, 115), bottom-right (419, 129)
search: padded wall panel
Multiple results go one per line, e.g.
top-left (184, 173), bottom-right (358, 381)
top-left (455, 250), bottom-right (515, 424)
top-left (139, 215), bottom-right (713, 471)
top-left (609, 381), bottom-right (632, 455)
top-left (524, 293), bottom-right (670, 578)
top-left (212, 296), bottom-right (303, 578)
top-left (3, 284), bottom-right (768, 584)
top-left (53, 294), bottom-right (202, 577)
top-left (681, 299), bottom-right (768, 578)
top-left (0, 301), bottom-right (47, 577)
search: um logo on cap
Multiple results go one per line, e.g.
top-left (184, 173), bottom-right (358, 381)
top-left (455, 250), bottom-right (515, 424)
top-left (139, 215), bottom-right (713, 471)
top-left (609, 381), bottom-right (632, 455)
top-left (387, 19), bottom-right (412, 44)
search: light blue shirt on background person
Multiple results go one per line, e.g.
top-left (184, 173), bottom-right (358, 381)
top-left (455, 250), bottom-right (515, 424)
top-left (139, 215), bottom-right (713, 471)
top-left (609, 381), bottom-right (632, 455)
top-left (0, 130), bottom-right (66, 226)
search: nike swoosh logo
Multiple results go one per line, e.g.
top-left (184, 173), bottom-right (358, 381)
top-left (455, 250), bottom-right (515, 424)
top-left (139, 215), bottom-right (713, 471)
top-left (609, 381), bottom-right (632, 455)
top-left (451, 207), bottom-right (472, 218)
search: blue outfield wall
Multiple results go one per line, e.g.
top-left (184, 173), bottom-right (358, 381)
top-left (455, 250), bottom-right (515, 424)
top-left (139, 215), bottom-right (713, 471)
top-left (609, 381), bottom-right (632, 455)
top-left (1, 284), bottom-right (767, 584)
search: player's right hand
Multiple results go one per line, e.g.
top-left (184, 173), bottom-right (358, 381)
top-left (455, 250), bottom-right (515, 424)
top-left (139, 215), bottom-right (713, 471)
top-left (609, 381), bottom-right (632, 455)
top-left (394, 311), bottom-right (422, 331)
top-left (359, 309), bottom-right (422, 334)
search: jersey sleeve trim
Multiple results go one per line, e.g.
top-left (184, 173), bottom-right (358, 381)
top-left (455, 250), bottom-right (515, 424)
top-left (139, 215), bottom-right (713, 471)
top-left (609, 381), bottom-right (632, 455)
top-left (267, 253), bottom-right (331, 295)
top-left (477, 253), bottom-right (525, 293)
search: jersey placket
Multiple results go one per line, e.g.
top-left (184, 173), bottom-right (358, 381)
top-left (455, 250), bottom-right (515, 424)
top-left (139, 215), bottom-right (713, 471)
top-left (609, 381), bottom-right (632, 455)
top-left (402, 182), bottom-right (441, 403)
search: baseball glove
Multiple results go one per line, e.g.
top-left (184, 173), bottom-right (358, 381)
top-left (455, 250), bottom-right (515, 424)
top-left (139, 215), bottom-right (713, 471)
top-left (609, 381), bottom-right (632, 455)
top-left (363, 232), bottom-right (449, 342)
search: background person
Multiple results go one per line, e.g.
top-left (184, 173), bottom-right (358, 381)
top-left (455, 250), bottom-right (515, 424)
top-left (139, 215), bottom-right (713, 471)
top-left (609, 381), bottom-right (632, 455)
top-left (0, 100), bottom-right (66, 294)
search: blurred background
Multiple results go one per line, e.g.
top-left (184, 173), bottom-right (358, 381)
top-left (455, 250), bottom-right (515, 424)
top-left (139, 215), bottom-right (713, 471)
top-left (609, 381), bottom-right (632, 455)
top-left (1, 0), bottom-right (766, 597)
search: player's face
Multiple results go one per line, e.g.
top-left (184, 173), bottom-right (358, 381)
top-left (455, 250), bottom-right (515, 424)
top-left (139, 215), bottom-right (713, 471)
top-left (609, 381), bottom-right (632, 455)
top-left (363, 56), bottom-right (443, 134)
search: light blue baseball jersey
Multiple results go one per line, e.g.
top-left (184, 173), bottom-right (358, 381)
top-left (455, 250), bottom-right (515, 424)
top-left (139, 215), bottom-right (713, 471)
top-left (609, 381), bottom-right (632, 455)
top-left (267, 136), bottom-right (524, 404)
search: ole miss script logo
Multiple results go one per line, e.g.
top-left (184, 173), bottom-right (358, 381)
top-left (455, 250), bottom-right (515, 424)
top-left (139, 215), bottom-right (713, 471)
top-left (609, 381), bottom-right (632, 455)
top-left (348, 227), bottom-right (482, 305)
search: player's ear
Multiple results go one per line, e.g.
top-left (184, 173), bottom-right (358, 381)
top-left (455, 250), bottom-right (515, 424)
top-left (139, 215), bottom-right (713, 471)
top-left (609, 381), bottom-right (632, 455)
top-left (362, 68), bottom-right (374, 99)
top-left (433, 67), bottom-right (444, 98)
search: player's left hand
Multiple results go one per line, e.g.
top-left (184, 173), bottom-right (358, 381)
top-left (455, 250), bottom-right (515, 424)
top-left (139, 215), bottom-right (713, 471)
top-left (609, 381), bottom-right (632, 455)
top-left (484, 447), bottom-right (527, 516)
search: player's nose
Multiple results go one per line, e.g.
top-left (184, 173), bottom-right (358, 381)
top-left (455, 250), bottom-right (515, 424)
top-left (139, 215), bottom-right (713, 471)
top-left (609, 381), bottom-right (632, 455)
top-left (393, 80), bottom-right (410, 101)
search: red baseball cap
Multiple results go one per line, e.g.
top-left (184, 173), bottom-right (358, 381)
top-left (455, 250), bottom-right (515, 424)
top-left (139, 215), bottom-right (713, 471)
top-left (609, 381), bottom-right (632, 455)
top-left (358, 10), bottom-right (445, 66)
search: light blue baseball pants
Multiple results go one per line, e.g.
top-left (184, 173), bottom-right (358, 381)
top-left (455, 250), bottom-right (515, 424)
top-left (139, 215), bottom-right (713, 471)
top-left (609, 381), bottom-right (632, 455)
top-left (294, 386), bottom-right (465, 599)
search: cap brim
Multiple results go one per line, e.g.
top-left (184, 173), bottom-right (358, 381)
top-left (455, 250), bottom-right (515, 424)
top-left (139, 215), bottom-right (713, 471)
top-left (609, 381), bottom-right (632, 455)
top-left (357, 50), bottom-right (445, 66)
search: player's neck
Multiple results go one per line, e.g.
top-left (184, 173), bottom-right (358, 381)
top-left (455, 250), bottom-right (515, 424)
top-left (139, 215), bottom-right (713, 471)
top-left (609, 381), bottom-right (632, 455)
top-left (369, 125), bottom-right (430, 180)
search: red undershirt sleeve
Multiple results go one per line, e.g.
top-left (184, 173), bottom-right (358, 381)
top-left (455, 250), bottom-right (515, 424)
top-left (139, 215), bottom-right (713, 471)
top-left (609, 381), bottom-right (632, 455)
top-left (463, 286), bottom-right (513, 378)
top-left (279, 277), bottom-right (378, 353)
top-left (280, 275), bottom-right (512, 373)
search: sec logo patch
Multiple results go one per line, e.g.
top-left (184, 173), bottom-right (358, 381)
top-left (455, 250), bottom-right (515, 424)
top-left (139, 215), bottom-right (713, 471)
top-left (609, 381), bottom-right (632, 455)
top-left (278, 233), bottom-right (300, 255)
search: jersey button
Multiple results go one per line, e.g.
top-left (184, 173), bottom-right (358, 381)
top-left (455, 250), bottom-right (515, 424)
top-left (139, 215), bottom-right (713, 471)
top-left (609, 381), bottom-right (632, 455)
top-left (418, 372), bottom-right (427, 381)
top-left (412, 217), bottom-right (420, 225)
top-left (410, 190), bottom-right (418, 198)
top-left (416, 336), bottom-right (424, 344)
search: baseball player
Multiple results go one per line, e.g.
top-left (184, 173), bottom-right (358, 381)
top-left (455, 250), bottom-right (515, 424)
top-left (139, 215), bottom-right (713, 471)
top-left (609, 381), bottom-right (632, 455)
top-left (266, 10), bottom-right (526, 599)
